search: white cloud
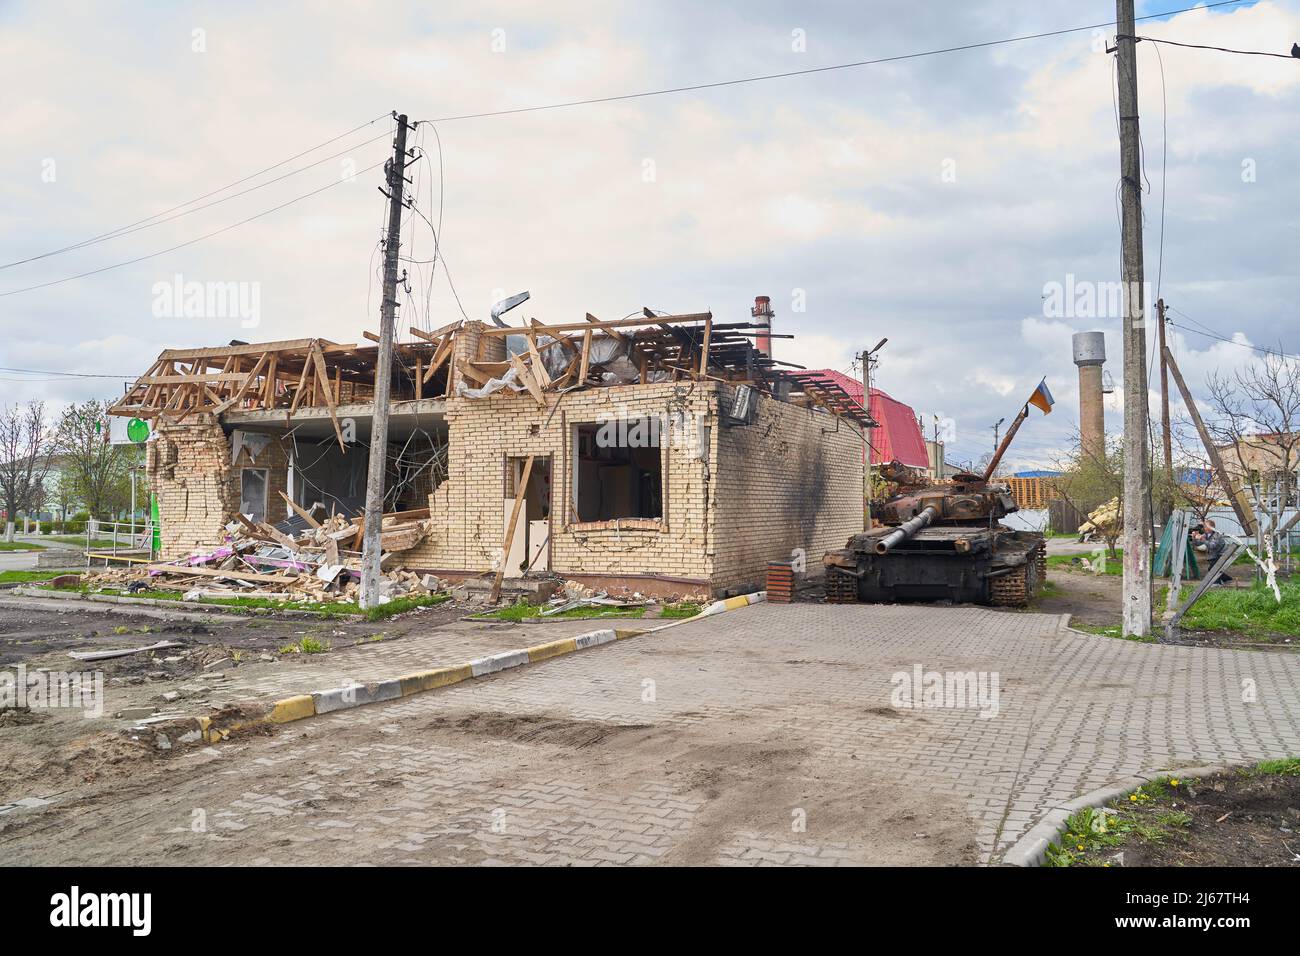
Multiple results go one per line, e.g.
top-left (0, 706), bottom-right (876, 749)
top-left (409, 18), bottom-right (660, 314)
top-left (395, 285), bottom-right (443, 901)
top-left (0, 0), bottom-right (1295, 470)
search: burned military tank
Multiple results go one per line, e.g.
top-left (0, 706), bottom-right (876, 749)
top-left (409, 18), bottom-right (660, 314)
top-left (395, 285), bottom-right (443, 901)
top-left (823, 402), bottom-right (1047, 608)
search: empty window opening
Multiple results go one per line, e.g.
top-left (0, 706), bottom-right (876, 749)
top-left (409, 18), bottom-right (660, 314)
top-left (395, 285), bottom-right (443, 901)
top-left (240, 467), bottom-right (269, 524)
top-left (573, 421), bottom-right (662, 522)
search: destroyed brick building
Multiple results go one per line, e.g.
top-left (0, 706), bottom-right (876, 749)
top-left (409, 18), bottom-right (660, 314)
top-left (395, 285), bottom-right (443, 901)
top-left (110, 300), bottom-right (872, 600)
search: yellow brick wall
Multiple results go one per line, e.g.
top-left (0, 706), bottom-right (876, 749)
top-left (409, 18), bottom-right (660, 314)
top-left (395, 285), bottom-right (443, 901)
top-left (147, 417), bottom-right (234, 559)
top-left (226, 433), bottom-right (290, 524)
top-left (403, 328), bottom-right (864, 595)
top-left (147, 418), bottom-right (291, 559)
top-left (404, 377), bottom-right (717, 585)
top-left (709, 387), bottom-right (865, 588)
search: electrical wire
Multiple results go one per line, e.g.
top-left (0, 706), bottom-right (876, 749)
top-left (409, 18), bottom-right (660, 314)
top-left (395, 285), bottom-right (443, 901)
top-left (0, 112), bottom-right (391, 271)
top-left (1153, 39), bottom-right (1169, 301)
top-left (422, 2), bottom-right (1248, 123)
top-left (0, 159), bottom-right (387, 297)
top-left (408, 202), bottom-right (470, 322)
top-left (1168, 318), bottom-right (1300, 362)
top-left (0, 365), bottom-right (133, 378)
top-left (0, 132), bottom-right (391, 271)
top-left (1127, 35), bottom-right (1300, 59)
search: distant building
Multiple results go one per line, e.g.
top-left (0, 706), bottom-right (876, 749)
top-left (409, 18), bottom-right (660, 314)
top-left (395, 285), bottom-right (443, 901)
top-left (1002, 471), bottom-right (1062, 510)
top-left (1215, 433), bottom-right (1299, 508)
top-left (924, 438), bottom-right (945, 481)
top-left (804, 370), bottom-right (929, 469)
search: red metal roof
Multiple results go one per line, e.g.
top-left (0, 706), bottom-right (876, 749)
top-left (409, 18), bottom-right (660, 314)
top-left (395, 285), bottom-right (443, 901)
top-left (805, 369), bottom-right (930, 468)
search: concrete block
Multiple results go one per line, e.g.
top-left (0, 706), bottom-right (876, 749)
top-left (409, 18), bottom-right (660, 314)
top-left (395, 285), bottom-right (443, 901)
top-left (572, 629), bottom-right (617, 651)
top-left (312, 679), bottom-right (402, 715)
top-left (469, 649), bottom-right (530, 678)
top-left (397, 665), bottom-right (472, 696)
top-left (267, 694), bottom-right (316, 723)
top-left (115, 706), bottom-right (157, 720)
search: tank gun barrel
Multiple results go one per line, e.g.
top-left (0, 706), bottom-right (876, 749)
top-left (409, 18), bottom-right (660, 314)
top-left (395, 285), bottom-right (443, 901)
top-left (981, 405), bottom-right (1029, 482)
top-left (875, 506), bottom-right (938, 554)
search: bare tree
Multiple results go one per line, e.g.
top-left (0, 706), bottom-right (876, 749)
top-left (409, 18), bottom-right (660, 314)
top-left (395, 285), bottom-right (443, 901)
top-left (1052, 431), bottom-right (1125, 558)
top-left (1204, 353), bottom-right (1300, 569)
top-left (1169, 424), bottom-right (1219, 524)
top-left (1205, 353), bottom-right (1300, 505)
top-left (0, 401), bottom-right (56, 541)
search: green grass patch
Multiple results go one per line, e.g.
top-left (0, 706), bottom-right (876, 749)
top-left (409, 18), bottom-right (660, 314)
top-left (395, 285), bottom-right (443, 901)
top-left (0, 541), bottom-right (45, 551)
top-left (1070, 622), bottom-right (1156, 644)
top-left (1255, 756), bottom-right (1300, 777)
top-left (1162, 580), bottom-right (1300, 639)
top-left (659, 601), bottom-right (702, 619)
top-left (33, 578), bottom-right (451, 621)
top-left (0, 569), bottom-right (80, 584)
top-left (1042, 764), bottom-right (1300, 867)
top-left (356, 592), bottom-right (452, 622)
top-left (472, 599), bottom-right (647, 622)
top-left (41, 535), bottom-right (127, 549)
top-left (1044, 775), bottom-right (1190, 867)
top-left (1047, 550), bottom-right (1123, 576)
top-left (279, 636), bottom-right (330, 655)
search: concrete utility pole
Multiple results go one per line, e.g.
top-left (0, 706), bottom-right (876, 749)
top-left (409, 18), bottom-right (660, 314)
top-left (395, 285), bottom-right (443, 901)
top-left (361, 112), bottom-right (412, 609)
top-left (992, 417), bottom-right (1005, 453)
top-left (1157, 298), bottom-right (1174, 526)
top-left (1116, 1), bottom-right (1153, 638)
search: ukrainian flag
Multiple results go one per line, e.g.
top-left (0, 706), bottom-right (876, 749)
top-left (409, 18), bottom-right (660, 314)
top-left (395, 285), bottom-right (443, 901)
top-left (1028, 377), bottom-right (1054, 415)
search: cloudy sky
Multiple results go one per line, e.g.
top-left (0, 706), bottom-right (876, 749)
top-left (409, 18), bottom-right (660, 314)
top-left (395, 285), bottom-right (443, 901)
top-left (1, 0), bottom-right (1296, 469)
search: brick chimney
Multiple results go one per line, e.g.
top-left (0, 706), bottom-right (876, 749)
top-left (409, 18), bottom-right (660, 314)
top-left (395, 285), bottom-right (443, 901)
top-left (751, 295), bottom-right (773, 358)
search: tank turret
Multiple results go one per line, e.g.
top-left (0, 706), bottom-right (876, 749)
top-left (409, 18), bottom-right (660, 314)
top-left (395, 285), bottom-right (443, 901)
top-left (823, 390), bottom-right (1051, 607)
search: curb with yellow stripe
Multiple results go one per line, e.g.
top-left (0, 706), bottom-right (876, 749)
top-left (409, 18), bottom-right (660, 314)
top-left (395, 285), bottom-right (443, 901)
top-left (201, 591), bottom-right (767, 741)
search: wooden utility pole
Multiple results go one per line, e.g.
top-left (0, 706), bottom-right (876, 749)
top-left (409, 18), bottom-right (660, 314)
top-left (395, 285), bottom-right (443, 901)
top-left (1116, 1), bottom-right (1153, 638)
top-left (360, 112), bottom-right (412, 609)
top-left (1156, 298), bottom-right (1174, 525)
top-left (1162, 344), bottom-right (1258, 538)
top-left (859, 339), bottom-right (887, 530)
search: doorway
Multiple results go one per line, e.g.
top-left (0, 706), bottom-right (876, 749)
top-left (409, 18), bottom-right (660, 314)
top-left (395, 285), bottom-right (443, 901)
top-left (503, 456), bottom-right (551, 575)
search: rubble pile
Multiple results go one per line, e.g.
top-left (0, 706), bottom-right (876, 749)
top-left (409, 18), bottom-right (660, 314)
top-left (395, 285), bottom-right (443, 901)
top-left (83, 506), bottom-right (441, 605)
top-left (1078, 497), bottom-right (1121, 542)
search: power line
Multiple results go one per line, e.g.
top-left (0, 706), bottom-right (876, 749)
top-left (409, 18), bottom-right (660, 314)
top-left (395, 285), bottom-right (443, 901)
top-left (1128, 35), bottom-right (1300, 59)
top-left (2, 115), bottom-right (392, 274)
top-left (0, 366), bottom-right (133, 378)
top-left (408, 202), bottom-right (471, 322)
top-left (1167, 315), bottom-right (1300, 362)
top-left (0, 130), bottom-right (392, 270)
top-left (423, 1), bottom-right (1247, 123)
top-left (1152, 41), bottom-right (1168, 301)
top-left (0, 160), bottom-right (387, 298)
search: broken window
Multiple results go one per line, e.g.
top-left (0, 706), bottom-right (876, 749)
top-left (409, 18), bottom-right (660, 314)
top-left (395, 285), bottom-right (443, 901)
top-left (572, 421), bottom-right (662, 522)
top-left (240, 467), bottom-right (268, 524)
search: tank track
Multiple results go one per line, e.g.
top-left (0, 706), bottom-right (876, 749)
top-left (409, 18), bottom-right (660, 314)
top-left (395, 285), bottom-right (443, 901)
top-left (989, 542), bottom-right (1047, 608)
top-left (825, 569), bottom-right (858, 604)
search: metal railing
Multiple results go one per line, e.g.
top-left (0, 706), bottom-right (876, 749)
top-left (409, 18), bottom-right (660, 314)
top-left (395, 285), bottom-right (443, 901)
top-left (82, 518), bottom-right (156, 568)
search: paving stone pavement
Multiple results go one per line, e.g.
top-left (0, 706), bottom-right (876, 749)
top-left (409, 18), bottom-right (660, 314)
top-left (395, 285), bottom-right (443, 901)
top-left (6, 603), bottom-right (1298, 866)
top-left (206, 617), bottom-right (615, 702)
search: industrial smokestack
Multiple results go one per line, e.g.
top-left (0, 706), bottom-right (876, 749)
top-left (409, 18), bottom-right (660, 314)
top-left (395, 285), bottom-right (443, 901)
top-left (751, 295), bottom-right (773, 358)
top-left (1072, 331), bottom-right (1106, 461)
